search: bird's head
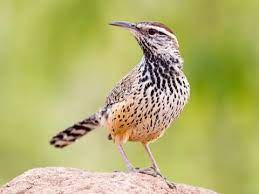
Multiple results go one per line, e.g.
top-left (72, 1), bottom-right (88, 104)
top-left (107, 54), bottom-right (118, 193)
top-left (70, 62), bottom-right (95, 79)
top-left (110, 21), bottom-right (181, 60)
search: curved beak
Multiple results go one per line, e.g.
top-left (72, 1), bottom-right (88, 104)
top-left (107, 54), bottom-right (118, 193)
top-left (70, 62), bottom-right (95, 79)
top-left (109, 21), bottom-right (137, 31)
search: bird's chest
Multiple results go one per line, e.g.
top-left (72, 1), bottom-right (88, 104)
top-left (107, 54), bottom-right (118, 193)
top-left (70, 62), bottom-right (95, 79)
top-left (105, 67), bottom-right (190, 144)
top-left (129, 73), bottom-right (190, 142)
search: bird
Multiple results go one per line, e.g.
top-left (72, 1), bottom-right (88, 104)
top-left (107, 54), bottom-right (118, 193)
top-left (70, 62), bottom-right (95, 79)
top-left (50, 21), bottom-right (190, 188)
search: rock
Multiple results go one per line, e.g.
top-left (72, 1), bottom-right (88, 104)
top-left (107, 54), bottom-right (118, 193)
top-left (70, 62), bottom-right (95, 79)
top-left (0, 167), bottom-right (218, 194)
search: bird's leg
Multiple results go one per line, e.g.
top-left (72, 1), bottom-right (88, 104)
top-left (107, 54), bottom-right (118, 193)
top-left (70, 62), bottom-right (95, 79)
top-left (143, 143), bottom-right (160, 173)
top-left (117, 144), bottom-right (135, 172)
top-left (137, 143), bottom-right (176, 189)
top-left (135, 143), bottom-right (160, 176)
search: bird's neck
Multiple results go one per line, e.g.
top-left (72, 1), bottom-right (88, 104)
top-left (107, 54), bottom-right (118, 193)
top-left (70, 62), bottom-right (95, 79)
top-left (142, 50), bottom-right (183, 75)
top-left (137, 52), bottom-right (185, 94)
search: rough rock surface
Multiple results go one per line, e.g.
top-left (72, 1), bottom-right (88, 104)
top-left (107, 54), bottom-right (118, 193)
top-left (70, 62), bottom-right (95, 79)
top-left (0, 167), bottom-right (218, 194)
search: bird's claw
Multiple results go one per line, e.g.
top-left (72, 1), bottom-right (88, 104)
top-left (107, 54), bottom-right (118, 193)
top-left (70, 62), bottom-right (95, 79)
top-left (135, 166), bottom-right (159, 177)
top-left (134, 166), bottom-right (176, 189)
top-left (163, 177), bottom-right (177, 189)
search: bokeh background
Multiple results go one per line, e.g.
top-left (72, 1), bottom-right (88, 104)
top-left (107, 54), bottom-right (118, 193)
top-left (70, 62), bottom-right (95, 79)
top-left (0, 0), bottom-right (257, 193)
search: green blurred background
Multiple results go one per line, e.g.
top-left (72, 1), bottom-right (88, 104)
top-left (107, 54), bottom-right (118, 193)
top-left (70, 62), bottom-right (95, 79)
top-left (0, 0), bottom-right (257, 193)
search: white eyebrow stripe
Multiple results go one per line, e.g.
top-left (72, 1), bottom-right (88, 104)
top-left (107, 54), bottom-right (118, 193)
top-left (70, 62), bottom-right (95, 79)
top-left (146, 25), bottom-right (176, 39)
top-left (136, 23), bottom-right (179, 48)
top-left (150, 26), bottom-right (179, 48)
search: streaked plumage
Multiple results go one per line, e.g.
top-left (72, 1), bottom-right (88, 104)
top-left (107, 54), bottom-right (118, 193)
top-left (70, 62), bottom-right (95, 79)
top-left (50, 21), bottom-right (190, 188)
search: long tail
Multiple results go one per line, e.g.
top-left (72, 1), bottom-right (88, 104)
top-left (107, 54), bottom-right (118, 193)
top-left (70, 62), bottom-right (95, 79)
top-left (50, 114), bottom-right (100, 148)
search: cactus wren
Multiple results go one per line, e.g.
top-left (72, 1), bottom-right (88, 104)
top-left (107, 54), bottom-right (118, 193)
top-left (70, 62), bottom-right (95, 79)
top-left (50, 21), bottom-right (190, 188)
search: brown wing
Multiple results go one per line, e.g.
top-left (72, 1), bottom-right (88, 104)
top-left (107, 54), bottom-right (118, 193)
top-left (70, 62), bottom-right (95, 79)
top-left (105, 67), bottom-right (139, 106)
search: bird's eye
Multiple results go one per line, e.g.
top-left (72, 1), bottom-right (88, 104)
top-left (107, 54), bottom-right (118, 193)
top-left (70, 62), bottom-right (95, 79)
top-left (148, 29), bottom-right (157, 35)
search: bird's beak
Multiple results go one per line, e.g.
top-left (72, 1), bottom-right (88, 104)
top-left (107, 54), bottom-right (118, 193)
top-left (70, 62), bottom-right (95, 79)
top-left (109, 21), bottom-right (137, 31)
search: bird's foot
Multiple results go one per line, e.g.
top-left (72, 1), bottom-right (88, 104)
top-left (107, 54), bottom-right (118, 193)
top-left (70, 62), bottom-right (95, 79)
top-left (135, 166), bottom-right (176, 189)
top-left (162, 176), bottom-right (177, 189)
top-left (134, 166), bottom-right (158, 177)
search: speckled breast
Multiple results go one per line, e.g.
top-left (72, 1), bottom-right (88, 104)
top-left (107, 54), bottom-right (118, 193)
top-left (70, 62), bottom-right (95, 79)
top-left (106, 72), bottom-right (190, 144)
top-left (129, 73), bottom-right (190, 143)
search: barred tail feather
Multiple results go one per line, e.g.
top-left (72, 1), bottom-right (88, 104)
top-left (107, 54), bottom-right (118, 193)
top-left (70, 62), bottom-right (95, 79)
top-left (50, 114), bottom-right (100, 148)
